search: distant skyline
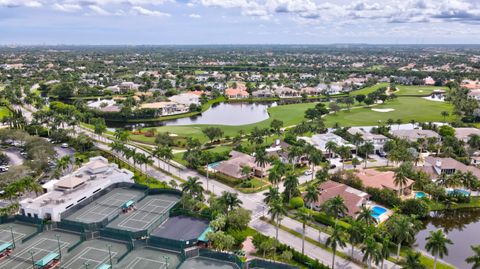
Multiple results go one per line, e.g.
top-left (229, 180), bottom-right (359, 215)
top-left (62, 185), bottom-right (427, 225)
top-left (1, 0), bottom-right (480, 45)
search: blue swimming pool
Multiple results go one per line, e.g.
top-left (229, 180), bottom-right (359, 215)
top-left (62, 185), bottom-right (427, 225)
top-left (207, 162), bottom-right (221, 169)
top-left (370, 206), bottom-right (387, 219)
top-left (415, 191), bottom-right (427, 199)
top-left (447, 189), bottom-right (471, 196)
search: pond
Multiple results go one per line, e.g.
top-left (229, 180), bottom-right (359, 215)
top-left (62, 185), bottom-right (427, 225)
top-left (415, 208), bottom-right (480, 269)
top-left (106, 102), bottom-right (276, 129)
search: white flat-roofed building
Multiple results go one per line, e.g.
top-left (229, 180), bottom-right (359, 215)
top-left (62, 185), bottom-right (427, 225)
top-left (20, 156), bottom-right (134, 222)
top-left (299, 133), bottom-right (355, 158)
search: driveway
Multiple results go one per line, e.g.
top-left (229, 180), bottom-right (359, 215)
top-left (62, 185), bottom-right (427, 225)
top-left (2, 148), bottom-right (25, 166)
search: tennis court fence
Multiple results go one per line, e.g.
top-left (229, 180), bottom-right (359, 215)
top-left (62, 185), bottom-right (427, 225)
top-left (199, 248), bottom-right (243, 269)
top-left (246, 258), bottom-right (299, 269)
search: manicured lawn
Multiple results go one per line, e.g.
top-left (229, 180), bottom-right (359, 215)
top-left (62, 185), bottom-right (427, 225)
top-left (395, 85), bottom-right (447, 96)
top-left (134, 102), bottom-right (317, 144)
top-left (0, 106), bottom-right (11, 120)
top-left (351, 83), bottom-right (389, 96)
top-left (324, 97), bottom-right (454, 127)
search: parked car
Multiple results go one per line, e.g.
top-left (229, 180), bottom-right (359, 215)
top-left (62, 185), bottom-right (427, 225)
top-left (329, 164), bottom-right (337, 169)
top-left (0, 166), bottom-right (9, 172)
top-left (61, 143), bottom-right (69, 148)
top-left (304, 170), bottom-right (313, 176)
top-left (377, 150), bottom-right (387, 158)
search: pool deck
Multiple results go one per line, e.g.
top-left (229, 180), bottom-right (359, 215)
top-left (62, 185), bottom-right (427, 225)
top-left (366, 203), bottom-right (392, 224)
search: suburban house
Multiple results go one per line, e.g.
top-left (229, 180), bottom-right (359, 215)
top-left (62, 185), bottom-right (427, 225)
top-left (213, 151), bottom-right (271, 179)
top-left (355, 169), bottom-right (414, 195)
top-left (252, 89), bottom-right (274, 98)
top-left (347, 127), bottom-right (389, 152)
top-left (467, 89), bottom-right (480, 101)
top-left (274, 87), bottom-right (300, 98)
top-left (140, 101), bottom-right (188, 116)
top-left (169, 92), bottom-right (200, 106)
top-left (303, 180), bottom-right (370, 217)
top-left (119, 81), bottom-right (140, 92)
top-left (390, 129), bottom-right (440, 142)
top-left (424, 76), bottom-right (436, 85)
top-left (225, 88), bottom-right (249, 99)
top-left (420, 156), bottom-right (480, 180)
top-left (300, 87), bottom-right (322, 96)
top-left (299, 133), bottom-right (355, 158)
top-left (454, 128), bottom-right (480, 142)
top-left (19, 156), bottom-right (134, 221)
top-left (266, 139), bottom-right (308, 165)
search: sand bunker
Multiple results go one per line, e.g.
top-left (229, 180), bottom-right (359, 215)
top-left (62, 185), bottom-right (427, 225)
top-left (371, 108), bottom-right (395, 112)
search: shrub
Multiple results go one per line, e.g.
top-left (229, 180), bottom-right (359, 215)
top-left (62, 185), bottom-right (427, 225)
top-left (400, 199), bottom-right (429, 218)
top-left (289, 197), bottom-right (304, 209)
top-left (366, 187), bottom-right (401, 208)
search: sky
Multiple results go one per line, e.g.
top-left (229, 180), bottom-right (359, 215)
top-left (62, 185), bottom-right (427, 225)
top-left (1, 0), bottom-right (480, 45)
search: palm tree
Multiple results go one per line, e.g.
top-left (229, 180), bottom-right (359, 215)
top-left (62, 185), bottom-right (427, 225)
top-left (362, 236), bottom-right (382, 269)
top-left (348, 220), bottom-right (365, 257)
top-left (162, 146), bottom-right (174, 172)
top-left (295, 208), bottom-right (312, 255)
top-left (152, 146), bottom-right (163, 169)
top-left (425, 229), bottom-right (453, 269)
top-left (379, 235), bottom-right (392, 269)
top-left (181, 176), bottom-right (204, 201)
top-left (466, 245), bottom-right (480, 269)
top-left (441, 111), bottom-right (449, 123)
top-left (322, 195), bottom-right (347, 226)
top-left (218, 191), bottom-right (242, 216)
top-left (394, 167), bottom-right (409, 196)
top-left (326, 225), bottom-right (347, 269)
top-left (304, 184), bottom-right (320, 210)
top-left (390, 215), bottom-right (419, 260)
top-left (362, 141), bottom-right (375, 168)
top-left (357, 205), bottom-right (376, 226)
top-left (400, 251), bottom-right (426, 269)
top-left (337, 146), bottom-right (351, 169)
top-left (283, 173), bottom-right (300, 202)
top-left (351, 132), bottom-right (364, 156)
top-left (325, 141), bottom-right (337, 161)
top-left (255, 148), bottom-right (270, 174)
top-left (307, 146), bottom-right (322, 182)
top-left (263, 186), bottom-right (280, 206)
top-left (268, 199), bottom-right (287, 241)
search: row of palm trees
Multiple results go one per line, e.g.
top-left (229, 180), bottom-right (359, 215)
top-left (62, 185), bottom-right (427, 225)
top-left (109, 141), bottom-right (153, 172)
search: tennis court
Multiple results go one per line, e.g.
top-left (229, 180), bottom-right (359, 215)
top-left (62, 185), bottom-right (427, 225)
top-left (151, 216), bottom-right (209, 242)
top-left (117, 247), bottom-right (181, 269)
top-left (0, 230), bottom-right (79, 269)
top-left (65, 188), bottom-right (145, 224)
top-left (107, 194), bottom-right (179, 232)
top-left (60, 239), bottom-right (127, 269)
top-left (178, 257), bottom-right (240, 269)
top-left (0, 222), bottom-right (37, 246)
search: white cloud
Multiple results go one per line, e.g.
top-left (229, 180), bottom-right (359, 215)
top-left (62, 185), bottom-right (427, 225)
top-left (88, 4), bottom-right (111, 15)
top-left (189, 13), bottom-right (201, 18)
top-left (131, 6), bottom-right (170, 17)
top-left (0, 0), bottom-right (42, 8)
top-left (52, 3), bottom-right (81, 12)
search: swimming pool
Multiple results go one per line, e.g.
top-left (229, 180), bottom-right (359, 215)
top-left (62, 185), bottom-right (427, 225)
top-left (447, 189), bottom-right (471, 196)
top-left (207, 162), bottom-right (221, 169)
top-left (370, 206), bottom-right (387, 219)
top-left (415, 191), bottom-right (427, 199)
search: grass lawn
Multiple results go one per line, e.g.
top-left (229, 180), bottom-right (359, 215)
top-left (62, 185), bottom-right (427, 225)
top-left (351, 83), bottom-right (389, 96)
top-left (0, 106), bottom-right (11, 120)
top-left (324, 97), bottom-right (454, 127)
top-left (133, 102), bottom-right (317, 144)
top-left (428, 197), bottom-right (480, 211)
top-left (395, 85), bottom-right (447, 96)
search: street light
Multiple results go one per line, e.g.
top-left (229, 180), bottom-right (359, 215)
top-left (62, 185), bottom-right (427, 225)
top-left (9, 225), bottom-right (15, 248)
top-left (55, 234), bottom-right (61, 259)
top-left (107, 244), bottom-right (113, 267)
top-left (29, 250), bottom-right (35, 269)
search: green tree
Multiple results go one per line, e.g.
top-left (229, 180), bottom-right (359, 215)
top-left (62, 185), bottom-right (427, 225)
top-left (270, 119), bottom-right (284, 136)
top-left (388, 215), bottom-right (420, 260)
top-left (357, 205), bottom-right (376, 226)
top-left (263, 186), bottom-right (281, 205)
top-left (181, 176), bottom-right (204, 201)
top-left (466, 245), bottom-right (480, 269)
top-left (425, 229), bottom-right (453, 269)
top-left (362, 236), bottom-right (382, 269)
top-left (295, 208), bottom-right (312, 255)
top-left (322, 195), bottom-right (347, 226)
top-left (268, 199), bottom-right (287, 241)
top-left (400, 251), bottom-right (425, 269)
top-left (202, 127), bottom-right (224, 143)
top-left (326, 225), bottom-right (347, 269)
top-left (304, 183), bottom-right (320, 210)
top-left (283, 173), bottom-right (300, 202)
top-left (348, 220), bottom-right (365, 257)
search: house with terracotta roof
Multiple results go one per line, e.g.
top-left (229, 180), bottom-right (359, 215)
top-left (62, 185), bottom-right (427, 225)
top-left (355, 169), bottom-right (414, 194)
top-left (454, 128), bottom-right (480, 142)
top-left (213, 151), bottom-right (271, 179)
top-left (304, 180), bottom-right (370, 217)
top-left (225, 88), bottom-right (249, 99)
top-left (391, 129), bottom-right (440, 142)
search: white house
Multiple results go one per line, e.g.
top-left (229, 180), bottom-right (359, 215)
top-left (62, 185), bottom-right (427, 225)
top-left (168, 93), bottom-right (200, 106)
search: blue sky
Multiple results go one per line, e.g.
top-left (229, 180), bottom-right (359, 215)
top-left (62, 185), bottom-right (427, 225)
top-left (1, 0), bottom-right (480, 45)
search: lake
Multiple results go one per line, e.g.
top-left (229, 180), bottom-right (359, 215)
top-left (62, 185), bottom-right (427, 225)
top-left (415, 209), bottom-right (480, 269)
top-left (107, 102), bottom-right (276, 129)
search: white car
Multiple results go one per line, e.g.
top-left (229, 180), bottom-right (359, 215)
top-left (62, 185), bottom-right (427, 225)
top-left (61, 143), bottom-right (69, 148)
top-left (0, 166), bottom-right (9, 172)
top-left (304, 170), bottom-right (313, 176)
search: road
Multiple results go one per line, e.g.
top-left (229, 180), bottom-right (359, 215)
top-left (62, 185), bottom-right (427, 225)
top-left (19, 103), bottom-right (398, 269)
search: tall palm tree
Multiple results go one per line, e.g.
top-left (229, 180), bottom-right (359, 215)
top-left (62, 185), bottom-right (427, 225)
top-left (283, 173), bottom-right (300, 202)
top-left (337, 146), bottom-right (351, 169)
top-left (362, 236), bottom-right (382, 269)
top-left (357, 205), bottom-right (377, 226)
top-left (379, 235), bottom-right (392, 269)
top-left (322, 195), bottom-right (347, 226)
top-left (362, 141), bottom-right (375, 168)
top-left (348, 220), bottom-right (365, 257)
top-left (152, 146), bottom-right (163, 169)
top-left (181, 176), bottom-right (204, 201)
top-left (394, 167), bottom-right (409, 196)
top-left (325, 141), bottom-right (337, 161)
top-left (255, 148), bottom-right (270, 174)
top-left (425, 229), bottom-right (453, 269)
top-left (218, 191), bottom-right (242, 216)
top-left (295, 208), bottom-right (312, 255)
top-left (326, 225), bottom-right (347, 269)
top-left (390, 215), bottom-right (419, 260)
top-left (441, 111), bottom-right (449, 123)
top-left (351, 132), bottom-right (364, 156)
top-left (263, 186), bottom-right (280, 206)
top-left (307, 147), bottom-right (323, 182)
top-left (400, 251), bottom-right (426, 269)
top-left (268, 199), bottom-right (287, 241)
top-left (162, 145), bottom-right (174, 172)
top-left (466, 245), bottom-right (480, 269)
top-left (304, 184), bottom-right (320, 210)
